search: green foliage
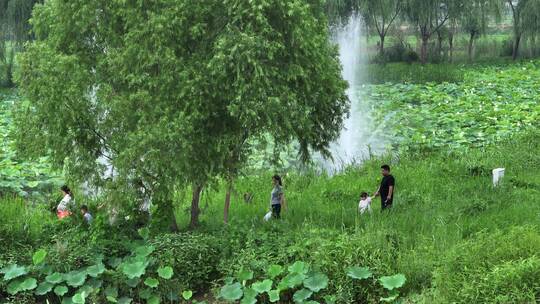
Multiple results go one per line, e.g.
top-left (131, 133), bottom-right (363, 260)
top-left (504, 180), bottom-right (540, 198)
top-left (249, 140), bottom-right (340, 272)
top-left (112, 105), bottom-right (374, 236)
top-left (7, 277), bottom-right (37, 294)
top-left (252, 279), bottom-right (273, 294)
top-left (181, 290), bottom-right (193, 300)
top-left (157, 266), bottom-right (173, 280)
top-left (121, 261), bottom-right (147, 280)
top-left (0, 196), bottom-right (56, 250)
top-left (303, 273), bottom-right (329, 292)
top-left (64, 270), bottom-right (86, 287)
top-left (220, 282), bottom-right (243, 301)
top-left (292, 288), bottom-right (312, 302)
top-left (150, 233), bottom-right (222, 290)
top-left (35, 281), bottom-right (54, 295)
top-left (379, 274), bottom-right (406, 290)
top-left (0, 90), bottom-right (62, 197)
top-left (367, 61), bottom-right (540, 149)
top-left (236, 269), bottom-right (254, 282)
top-left (1, 241), bottom-right (179, 303)
top-left (16, 0), bottom-right (348, 230)
top-left (218, 260), bottom-right (405, 303)
top-left (267, 265), bottom-right (284, 279)
top-left (365, 62), bottom-right (464, 84)
top-left (31, 249), bottom-right (47, 266)
top-left (143, 277), bottom-right (159, 289)
top-left (1, 264), bottom-right (27, 281)
top-left (54, 285), bottom-right (68, 296)
top-left (434, 226), bottom-right (540, 303)
top-left (346, 266), bottom-right (372, 280)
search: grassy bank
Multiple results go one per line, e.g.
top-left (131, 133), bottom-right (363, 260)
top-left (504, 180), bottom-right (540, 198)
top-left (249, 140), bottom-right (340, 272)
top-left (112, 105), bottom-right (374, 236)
top-left (2, 131), bottom-right (540, 303)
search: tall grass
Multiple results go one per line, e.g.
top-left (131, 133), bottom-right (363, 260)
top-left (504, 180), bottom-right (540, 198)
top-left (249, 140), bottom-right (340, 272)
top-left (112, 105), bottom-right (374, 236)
top-left (173, 131), bottom-right (540, 295)
top-left (0, 196), bottom-right (54, 245)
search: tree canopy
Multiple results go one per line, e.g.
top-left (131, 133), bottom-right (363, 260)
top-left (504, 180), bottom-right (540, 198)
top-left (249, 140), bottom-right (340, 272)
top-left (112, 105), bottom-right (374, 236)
top-left (15, 0), bottom-right (348, 228)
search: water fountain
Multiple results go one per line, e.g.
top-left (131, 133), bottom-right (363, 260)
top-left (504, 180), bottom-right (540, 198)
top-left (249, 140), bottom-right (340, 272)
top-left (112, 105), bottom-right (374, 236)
top-left (323, 14), bottom-right (387, 172)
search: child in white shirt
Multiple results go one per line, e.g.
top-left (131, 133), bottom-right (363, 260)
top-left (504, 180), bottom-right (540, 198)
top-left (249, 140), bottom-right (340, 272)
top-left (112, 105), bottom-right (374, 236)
top-left (358, 192), bottom-right (372, 214)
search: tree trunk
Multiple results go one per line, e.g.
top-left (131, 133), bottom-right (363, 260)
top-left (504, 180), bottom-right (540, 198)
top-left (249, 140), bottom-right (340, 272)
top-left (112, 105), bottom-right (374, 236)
top-left (190, 185), bottom-right (202, 228)
top-left (448, 33), bottom-right (454, 63)
top-left (436, 31), bottom-right (443, 58)
top-left (223, 180), bottom-right (232, 224)
top-left (169, 204), bottom-right (179, 232)
top-left (379, 34), bottom-right (385, 56)
top-left (5, 49), bottom-right (15, 87)
top-left (513, 33), bottom-right (521, 60)
top-left (468, 32), bottom-right (476, 63)
top-left (530, 35), bottom-right (537, 57)
top-left (420, 35), bottom-right (429, 64)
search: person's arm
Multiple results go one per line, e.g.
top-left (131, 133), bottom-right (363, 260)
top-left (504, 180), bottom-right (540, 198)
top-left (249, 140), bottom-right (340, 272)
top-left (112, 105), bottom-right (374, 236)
top-left (373, 187), bottom-right (380, 197)
top-left (386, 186), bottom-right (393, 202)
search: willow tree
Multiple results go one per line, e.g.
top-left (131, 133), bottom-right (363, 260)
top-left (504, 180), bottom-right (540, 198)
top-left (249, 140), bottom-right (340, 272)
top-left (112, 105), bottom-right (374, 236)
top-left (325, 0), bottom-right (361, 23)
top-left (405, 0), bottom-right (453, 63)
top-left (507, 0), bottom-right (540, 60)
top-left (16, 0), bottom-right (348, 229)
top-left (360, 0), bottom-right (402, 56)
top-left (461, 0), bottom-right (502, 62)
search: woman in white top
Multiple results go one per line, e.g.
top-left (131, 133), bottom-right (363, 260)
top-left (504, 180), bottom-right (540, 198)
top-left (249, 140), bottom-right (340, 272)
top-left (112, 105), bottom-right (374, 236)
top-left (57, 185), bottom-right (73, 219)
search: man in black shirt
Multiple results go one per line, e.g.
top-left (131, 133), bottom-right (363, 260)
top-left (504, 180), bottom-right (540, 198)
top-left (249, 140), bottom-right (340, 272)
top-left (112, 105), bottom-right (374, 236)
top-left (373, 164), bottom-right (395, 210)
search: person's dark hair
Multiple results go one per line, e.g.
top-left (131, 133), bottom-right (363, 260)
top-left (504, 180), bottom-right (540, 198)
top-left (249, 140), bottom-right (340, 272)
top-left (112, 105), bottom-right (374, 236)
top-left (80, 205), bottom-right (88, 212)
top-left (360, 192), bottom-right (368, 198)
top-left (272, 175), bottom-right (283, 186)
top-left (61, 185), bottom-right (73, 197)
top-left (381, 165), bottom-right (391, 172)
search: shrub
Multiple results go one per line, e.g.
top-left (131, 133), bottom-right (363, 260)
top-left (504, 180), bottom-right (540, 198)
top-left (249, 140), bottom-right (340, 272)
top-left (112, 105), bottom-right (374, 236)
top-left (403, 50), bottom-right (419, 63)
top-left (0, 197), bottom-right (54, 247)
top-left (0, 235), bottom-right (186, 304)
top-left (365, 63), bottom-right (464, 84)
top-left (219, 227), bottom-right (401, 303)
top-left (500, 39), bottom-right (514, 57)
top-left (151, 233), bottom-right (223, 291)
top-left (433, 226), bottom-right (540, 303)
top-left (371, 42), bottom-right (416, 64)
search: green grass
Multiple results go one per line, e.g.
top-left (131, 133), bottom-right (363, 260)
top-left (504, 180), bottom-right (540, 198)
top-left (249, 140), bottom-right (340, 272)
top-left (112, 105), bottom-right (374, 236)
top-left (0, 196), bottom-right (54, 246)
top-left (2, 131), bottom-right (539, 302)
top-left (363, 62), bottom-right (466, 84)
top-left (172, 130), bottom-right (540, 301)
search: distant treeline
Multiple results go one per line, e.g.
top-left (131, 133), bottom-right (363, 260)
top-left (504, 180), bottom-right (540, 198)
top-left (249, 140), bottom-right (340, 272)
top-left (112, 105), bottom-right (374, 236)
top-left (326, 0), bottom-right (540, 63)
top-left (2, 0), bottom-right (540, 87)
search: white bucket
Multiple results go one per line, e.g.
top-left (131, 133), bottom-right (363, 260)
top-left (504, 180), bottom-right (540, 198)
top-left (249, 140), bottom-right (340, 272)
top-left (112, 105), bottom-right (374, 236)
top-left (492, 168), bottom-right (505, 186)
top-left (263, 211), bottom-right (273, 221)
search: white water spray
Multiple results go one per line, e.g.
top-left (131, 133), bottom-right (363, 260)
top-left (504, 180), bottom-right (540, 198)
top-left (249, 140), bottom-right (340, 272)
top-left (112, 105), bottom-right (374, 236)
top-left (324, 14), bottom-right (387, 171)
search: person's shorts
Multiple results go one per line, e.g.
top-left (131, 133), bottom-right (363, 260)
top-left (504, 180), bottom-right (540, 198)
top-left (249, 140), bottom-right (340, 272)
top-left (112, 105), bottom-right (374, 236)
top-left (271, 204), bottom-right (281, 218)
top-left (57, 210), bottom-right (71, 219)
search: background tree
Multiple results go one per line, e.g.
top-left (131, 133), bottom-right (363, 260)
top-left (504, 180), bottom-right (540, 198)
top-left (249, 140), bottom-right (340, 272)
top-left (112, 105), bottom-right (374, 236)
top-left (507, 0), bottom-right (540, 60)
top-left (16, 0), bottom-right (348, 229)
top-left (360, 0), bottom-right (403, 56)
top-left (461, 0), bottom-right (502, 62)
top-left (325, 0), bottom-right (361, 24)
top-left (519, 0), bottom-right (540, 57)
top-left (405, 0), bottom-right (453, 63)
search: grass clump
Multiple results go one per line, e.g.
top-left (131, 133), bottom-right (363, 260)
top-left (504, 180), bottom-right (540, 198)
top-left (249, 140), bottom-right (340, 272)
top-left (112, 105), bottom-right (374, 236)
top-left (434, 226), bottom-right (540, 303)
